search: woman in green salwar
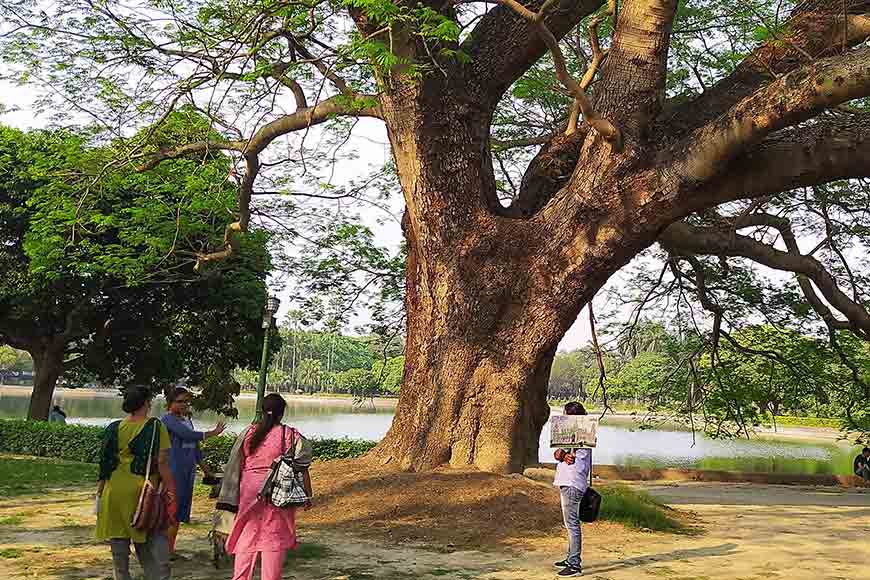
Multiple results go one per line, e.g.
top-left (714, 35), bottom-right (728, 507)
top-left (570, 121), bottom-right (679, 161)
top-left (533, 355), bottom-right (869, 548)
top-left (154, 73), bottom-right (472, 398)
top-left (96, 387), bottom-right (177, 580)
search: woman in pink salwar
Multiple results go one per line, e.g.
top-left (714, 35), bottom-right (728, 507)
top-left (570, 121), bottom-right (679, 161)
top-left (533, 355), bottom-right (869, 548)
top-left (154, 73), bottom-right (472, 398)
top-left (223, 394), bottom-right (313, 580)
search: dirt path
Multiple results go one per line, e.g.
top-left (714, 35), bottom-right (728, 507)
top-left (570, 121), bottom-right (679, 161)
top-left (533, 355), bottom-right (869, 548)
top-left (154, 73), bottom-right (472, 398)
top-left (2, 479), bottom-right (868, 580)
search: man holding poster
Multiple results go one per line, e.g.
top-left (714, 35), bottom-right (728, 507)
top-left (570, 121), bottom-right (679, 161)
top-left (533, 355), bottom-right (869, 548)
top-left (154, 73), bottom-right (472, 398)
top-left (551, 401), bottom-right (594, 577)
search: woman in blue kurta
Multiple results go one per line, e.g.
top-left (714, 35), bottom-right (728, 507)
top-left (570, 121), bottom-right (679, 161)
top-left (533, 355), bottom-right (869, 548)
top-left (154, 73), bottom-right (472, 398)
top-left (161, 387), bottom-right (225, 555)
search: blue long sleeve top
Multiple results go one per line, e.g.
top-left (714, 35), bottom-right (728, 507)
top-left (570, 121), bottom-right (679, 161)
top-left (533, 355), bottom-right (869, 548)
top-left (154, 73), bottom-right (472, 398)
top-left (160, 413), bottom-right (204, 469)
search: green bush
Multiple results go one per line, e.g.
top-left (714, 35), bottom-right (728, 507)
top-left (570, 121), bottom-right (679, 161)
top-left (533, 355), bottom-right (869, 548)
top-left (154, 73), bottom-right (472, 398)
top-left (0, 419), bottom-right (376, 472)
top-left (200, 434), bottom-right (236, 472)
top-left (0, 420), bottom-right (104, 463)
top-left (199, 433), bottom-right (377, 471)
top-left (311, 438), bottom-right (377, 462)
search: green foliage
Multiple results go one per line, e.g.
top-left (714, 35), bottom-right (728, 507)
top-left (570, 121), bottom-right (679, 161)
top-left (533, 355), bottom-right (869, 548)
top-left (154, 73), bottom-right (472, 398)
top-left (192, 433), bottom-right (376, 472)
top-left (371, 355), bottom-right (404, 395)
top-left (606, 352), bottom-right (674, 402)
top-left (549, 322), bottom-right (683, 404)
top-left (694, 326), bottom-right (869, 435)
top-left (769, 416), bottom-right (843, 429)
top-left (334, 367), bottom-right (378, 397)
top-left (0, 122), bottom-right (273, 417)
top-left (309, 438), bottom-right (378, 461)
top-left (0, 419), bottom-right (376, 474)
top-left (0, 420), bottom-right (104, 463)
top-left (0, 346), bottom-right (18, 377)
top-left (199, 434), bottom-right (236, 472)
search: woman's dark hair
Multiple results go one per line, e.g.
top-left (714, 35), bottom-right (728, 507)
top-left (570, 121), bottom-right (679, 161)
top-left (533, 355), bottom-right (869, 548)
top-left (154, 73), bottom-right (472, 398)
top-left (564, 401), bottom-right (587, 416)
top-left (248, 393), bottom-right (287, 453)
top-left (122, 386), bottom-right (152, 414)
top-left (166, 387), bottom-right (191, 404)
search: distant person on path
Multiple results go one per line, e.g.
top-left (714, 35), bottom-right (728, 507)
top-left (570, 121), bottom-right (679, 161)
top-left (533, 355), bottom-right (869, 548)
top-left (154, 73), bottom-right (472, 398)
top-left (219, 393), bottom-right (313, 580)
top-left (854, 447), bottom-right (870, 482)
top-left (96, 386), bottom-right (177, 580)
top-left (160, 387), bottom-right (226, 557)
top-left (552, 401), bottom-right (593, 577)
top-left (48, 404), bottom-right (67, 424)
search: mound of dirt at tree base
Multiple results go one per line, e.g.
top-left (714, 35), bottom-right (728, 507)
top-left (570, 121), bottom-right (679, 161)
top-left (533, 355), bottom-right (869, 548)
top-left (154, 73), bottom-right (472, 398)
top-left (298, 458), bottom-right (626, 550)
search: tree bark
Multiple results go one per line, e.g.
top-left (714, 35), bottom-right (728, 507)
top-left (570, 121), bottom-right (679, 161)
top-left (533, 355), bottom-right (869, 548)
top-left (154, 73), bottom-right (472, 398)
top-left (26, 340), bottom-right (66, 421)
top-left (368, 232), bottom-right (561, 472)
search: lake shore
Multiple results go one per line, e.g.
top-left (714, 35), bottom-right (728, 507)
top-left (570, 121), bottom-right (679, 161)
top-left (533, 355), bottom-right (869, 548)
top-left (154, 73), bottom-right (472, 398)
top-left (0, 385), bottom-right (850, 445)
top-left (0, 384), bottom-right (400, 408)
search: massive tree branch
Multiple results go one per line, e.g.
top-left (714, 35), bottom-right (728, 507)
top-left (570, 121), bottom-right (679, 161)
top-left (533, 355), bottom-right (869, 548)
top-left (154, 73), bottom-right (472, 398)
top-left (669, 46), bottom-right (870, 184)
top-left (659, 221), bottom-right (870, 338)
top-left (679, 111), bottom-right (870, 211)
top-left (659, 2), bottom-right (870, 139)
top-left (463, 0), bottom-right (604, 108)
top-left (596, 0), bottom-right (678, 136)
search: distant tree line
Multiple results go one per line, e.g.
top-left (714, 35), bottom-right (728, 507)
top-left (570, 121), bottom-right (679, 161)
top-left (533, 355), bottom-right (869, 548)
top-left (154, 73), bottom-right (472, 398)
top-left (233, 313), bottom-right (404, 399)
top-left (549, 321), bottom-right (870, 435)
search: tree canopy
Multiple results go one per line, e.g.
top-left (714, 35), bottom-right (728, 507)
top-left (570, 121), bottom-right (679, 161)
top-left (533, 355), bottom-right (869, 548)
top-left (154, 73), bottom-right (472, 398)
top-left (0, 117), bottom-right (273, 418)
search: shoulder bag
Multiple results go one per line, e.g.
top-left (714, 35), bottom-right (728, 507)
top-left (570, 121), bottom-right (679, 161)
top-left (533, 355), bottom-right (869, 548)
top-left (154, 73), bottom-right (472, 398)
top-left (257, 425), bottom-right (308, 508)
top-left (131, 418), bottom-right (170, 532)
top-left (579, 449), bottom-right (602, 523)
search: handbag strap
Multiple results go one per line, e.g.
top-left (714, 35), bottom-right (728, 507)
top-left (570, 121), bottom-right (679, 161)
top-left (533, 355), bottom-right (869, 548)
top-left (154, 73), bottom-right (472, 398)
top-left (143, 418), bottom-right (158, 482)
top-left (280, 425), bottom-right (297, 459)
top-left (587, 448), bottom-right (593, 488)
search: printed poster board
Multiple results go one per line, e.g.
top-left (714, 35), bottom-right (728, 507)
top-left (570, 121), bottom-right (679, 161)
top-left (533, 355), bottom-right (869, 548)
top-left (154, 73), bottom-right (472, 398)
top-left (550, 415), bottom-right (598, 448)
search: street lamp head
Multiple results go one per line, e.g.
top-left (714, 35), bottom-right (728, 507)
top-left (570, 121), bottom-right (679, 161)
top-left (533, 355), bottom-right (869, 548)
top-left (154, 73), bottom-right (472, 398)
top-left (266, 295), bottom-right (281, 315)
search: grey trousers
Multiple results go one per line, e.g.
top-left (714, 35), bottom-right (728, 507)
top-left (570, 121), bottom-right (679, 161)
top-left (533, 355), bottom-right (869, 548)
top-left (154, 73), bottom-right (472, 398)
top-left (110, 533), bottom-right (171, 580)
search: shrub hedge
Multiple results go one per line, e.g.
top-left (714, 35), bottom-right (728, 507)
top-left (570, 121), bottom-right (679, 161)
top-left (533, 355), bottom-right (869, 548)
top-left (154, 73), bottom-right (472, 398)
top-left (0, 420), bottom-right (104, 463)
top-left (0, 419), bottom-right (377, 472)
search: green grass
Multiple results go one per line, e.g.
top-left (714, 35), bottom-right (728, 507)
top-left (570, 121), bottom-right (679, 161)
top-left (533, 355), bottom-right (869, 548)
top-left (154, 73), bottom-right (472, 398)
top-left (0, 515), bottom-right (24, 525)
top-left (286, 542), bottom-right (330, 561)
top-left (769, 416), bottom-right (842, 429)
top-left (0, 455), bottom-right (96, 497)
top-left (0, 548), bottom-right (23, 559)
top-left (598, 484), bottom-right (690, 533)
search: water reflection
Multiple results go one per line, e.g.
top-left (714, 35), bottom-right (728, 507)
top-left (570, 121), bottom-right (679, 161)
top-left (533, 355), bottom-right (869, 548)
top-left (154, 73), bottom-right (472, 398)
top-left (0, 388), bottom-right (859, 475)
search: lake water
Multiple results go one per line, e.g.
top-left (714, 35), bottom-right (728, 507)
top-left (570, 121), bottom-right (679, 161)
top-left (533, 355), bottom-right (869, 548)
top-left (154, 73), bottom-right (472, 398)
top-left (0, 388), bottom-right (859, 475)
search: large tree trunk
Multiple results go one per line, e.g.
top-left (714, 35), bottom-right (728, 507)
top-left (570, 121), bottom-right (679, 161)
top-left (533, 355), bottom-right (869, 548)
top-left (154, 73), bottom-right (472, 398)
top-left (369, 266), bottom-right (560, 473)
top-left (26, 341), bottom-right (66, 421)
top-left (369, 205), bottom-right (651, 472)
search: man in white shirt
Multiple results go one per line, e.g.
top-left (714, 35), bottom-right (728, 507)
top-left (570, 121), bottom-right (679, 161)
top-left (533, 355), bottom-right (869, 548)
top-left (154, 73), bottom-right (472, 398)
top-left (552, 401), bottom-right (592, 577)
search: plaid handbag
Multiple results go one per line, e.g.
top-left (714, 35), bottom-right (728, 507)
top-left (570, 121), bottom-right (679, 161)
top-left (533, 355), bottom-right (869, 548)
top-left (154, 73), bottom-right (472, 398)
top-left (257, 426), bottom-right (308, 508)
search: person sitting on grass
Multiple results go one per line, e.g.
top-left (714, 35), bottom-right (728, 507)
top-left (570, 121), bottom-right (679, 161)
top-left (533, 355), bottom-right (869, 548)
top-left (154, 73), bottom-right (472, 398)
top-left (552, 401), bottom-right (593, 577)
top-left (854, 447), bottom-right (870, 483)
top-left (49, 404), bottom-right (67, 424)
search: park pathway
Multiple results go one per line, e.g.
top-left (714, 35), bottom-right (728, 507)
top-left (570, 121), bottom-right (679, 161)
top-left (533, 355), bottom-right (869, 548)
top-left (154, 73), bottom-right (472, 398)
top-left (1, 482), bottom-right (868, 579)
